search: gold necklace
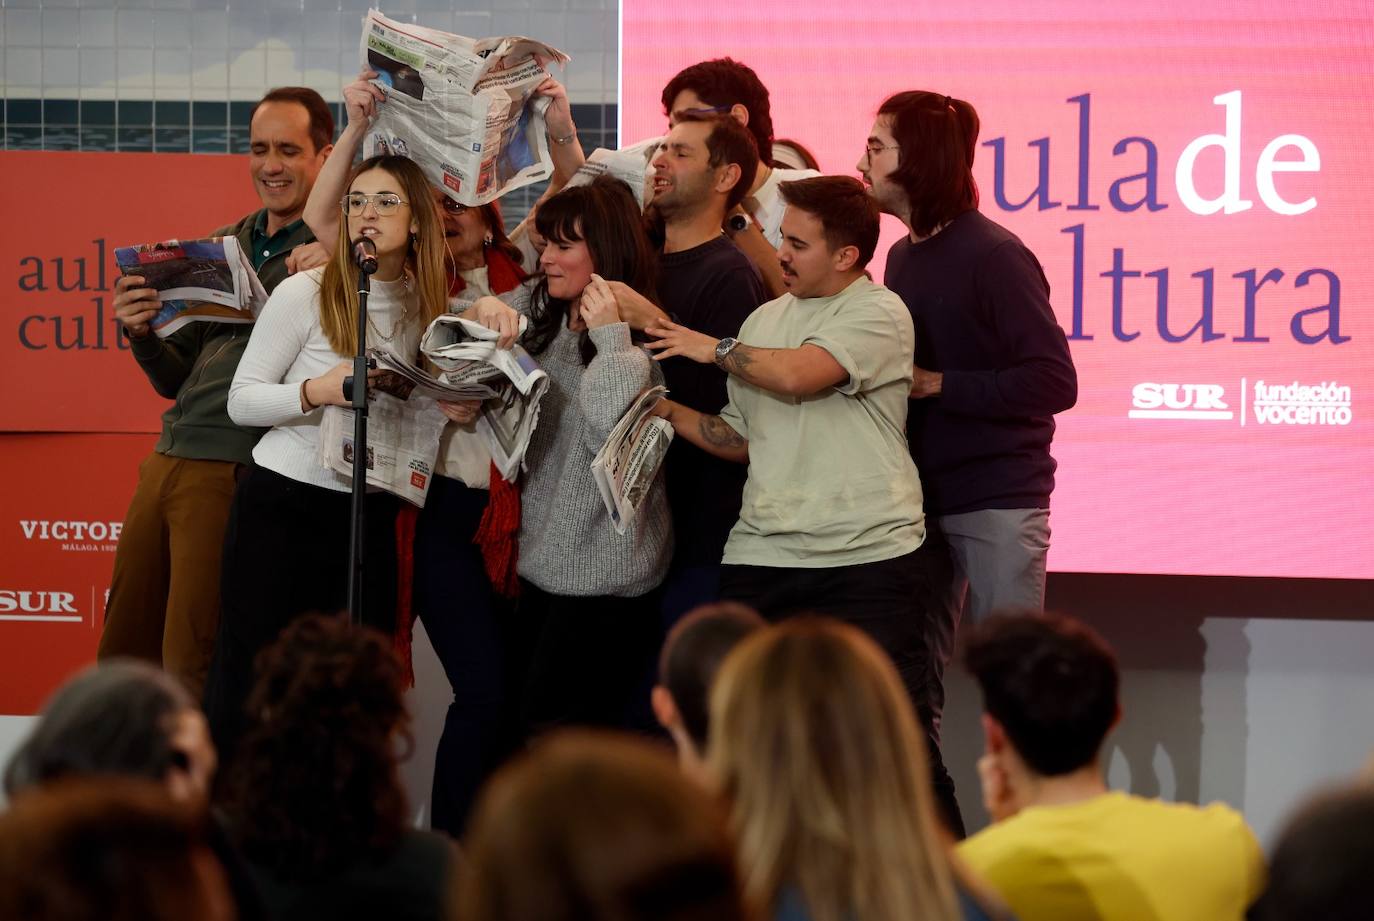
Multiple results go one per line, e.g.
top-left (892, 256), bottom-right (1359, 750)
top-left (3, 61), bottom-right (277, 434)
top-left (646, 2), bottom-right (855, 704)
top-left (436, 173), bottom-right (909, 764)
top-left (367, 283), bottom-right (416, 346)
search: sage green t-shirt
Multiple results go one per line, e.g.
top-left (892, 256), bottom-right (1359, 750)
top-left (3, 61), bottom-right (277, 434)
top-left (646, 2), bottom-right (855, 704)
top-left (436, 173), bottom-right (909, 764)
top-left (719, 276), bottom-right (925, 568)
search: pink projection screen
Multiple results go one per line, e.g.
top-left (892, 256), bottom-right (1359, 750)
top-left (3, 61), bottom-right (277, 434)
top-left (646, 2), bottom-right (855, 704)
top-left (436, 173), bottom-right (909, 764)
top-left (620, 0), bottom-right (1374, 580)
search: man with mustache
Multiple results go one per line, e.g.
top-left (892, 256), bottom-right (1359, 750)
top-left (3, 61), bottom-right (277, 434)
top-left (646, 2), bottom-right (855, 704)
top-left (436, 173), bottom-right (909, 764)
top-left (645, 176), bottom-right (962, 834)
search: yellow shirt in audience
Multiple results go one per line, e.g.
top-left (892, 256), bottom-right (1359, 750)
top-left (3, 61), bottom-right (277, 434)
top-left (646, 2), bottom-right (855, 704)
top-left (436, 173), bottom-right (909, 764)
top-left (958, 791), bottom-right (1264, 921)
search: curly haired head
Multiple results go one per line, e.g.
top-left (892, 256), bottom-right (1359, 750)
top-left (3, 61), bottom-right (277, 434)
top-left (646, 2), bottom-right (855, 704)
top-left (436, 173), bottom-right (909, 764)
top-left (224, 614), bottom-right (410, 879)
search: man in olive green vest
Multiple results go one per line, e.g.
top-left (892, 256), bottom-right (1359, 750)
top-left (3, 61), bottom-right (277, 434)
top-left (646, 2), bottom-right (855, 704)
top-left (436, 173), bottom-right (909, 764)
top-left (99, 87), bottom-right (334, 699)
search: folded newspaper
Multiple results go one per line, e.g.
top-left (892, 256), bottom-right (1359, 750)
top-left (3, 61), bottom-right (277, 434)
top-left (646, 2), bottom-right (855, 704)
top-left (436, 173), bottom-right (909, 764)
top-left (564, 136), bottom-right (661, 210)
top-left (590, 385), bottom-right (674, 535)
top-left (113, 237), bottom-right (268, 339)
top-left (420, 314), bottom-right (548, 482)
top-left (368, 348), bottom-right (502, 402)
top-left (317, 389), bottom-right (448, 507)
top-left (360, 9), bottom-right (570, 206)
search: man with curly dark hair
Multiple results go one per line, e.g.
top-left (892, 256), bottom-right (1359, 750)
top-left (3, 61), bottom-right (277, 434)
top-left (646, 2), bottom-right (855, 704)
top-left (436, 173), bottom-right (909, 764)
top-left (222, 614), bottom-right (458, 920)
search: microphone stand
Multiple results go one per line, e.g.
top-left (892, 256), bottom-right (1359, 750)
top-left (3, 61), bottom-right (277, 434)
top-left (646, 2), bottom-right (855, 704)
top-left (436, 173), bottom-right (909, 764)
top-left (345, 247), bottom-right (377, 627)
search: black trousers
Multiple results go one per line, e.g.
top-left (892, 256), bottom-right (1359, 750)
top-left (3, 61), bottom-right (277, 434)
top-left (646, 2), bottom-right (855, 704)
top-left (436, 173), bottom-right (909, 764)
top-left (508, 580), bottom-right (663, 745)
top-left (204, 465), bottom-right (398, 764)
top-left (412, 476), bottom-right (509, 838)
top-left (719, 544), bottom-right (966, 838)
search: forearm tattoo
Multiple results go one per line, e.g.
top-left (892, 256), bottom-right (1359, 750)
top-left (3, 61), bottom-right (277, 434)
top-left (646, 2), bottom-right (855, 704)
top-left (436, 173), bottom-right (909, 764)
top-left (700, 415), bottom-right (746, 450)
top-left (721, 345), bottom-right (757, 375)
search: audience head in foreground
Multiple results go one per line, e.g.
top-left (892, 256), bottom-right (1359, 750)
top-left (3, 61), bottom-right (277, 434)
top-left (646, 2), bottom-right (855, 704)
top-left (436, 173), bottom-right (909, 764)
top-left (652, 601), bottom-right (764, 775)
top-left (1248, 780), bottom-right (1374, 921)
top-left (225, 614), bottom-right (458, 919)
top-left (459, 729), bottom-right (747, 921)
top-left (709, 617), bottom-right (1001, 921)
top-left (0, 778), bottom-right (234, 921)
top-left (2, 659), bottom-right (215, 805)
top-left (958, 611), bottom-right (1264, 921)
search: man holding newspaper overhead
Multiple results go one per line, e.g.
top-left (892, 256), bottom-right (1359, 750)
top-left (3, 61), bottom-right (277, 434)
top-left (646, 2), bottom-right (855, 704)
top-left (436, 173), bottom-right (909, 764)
top-left (645, 175), bottom-right (962, 834)
top-left (98, 88), bottom-right (334, 700)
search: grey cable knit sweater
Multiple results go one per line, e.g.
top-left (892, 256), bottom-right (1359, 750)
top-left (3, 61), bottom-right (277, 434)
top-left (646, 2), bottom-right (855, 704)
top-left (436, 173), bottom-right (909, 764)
top-left (517, 319), bottom-right (673, 597)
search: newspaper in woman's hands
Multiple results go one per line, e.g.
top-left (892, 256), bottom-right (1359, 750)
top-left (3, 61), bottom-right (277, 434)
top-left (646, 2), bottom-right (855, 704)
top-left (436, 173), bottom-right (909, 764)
top-left (420, 314), bottom-right (549, 482)
top-left (114, 236), bottom-right (268, 338)
top-left (590, 385), bottom-right (674, 535)
top-left (317, 391), bottom-right (448, 507)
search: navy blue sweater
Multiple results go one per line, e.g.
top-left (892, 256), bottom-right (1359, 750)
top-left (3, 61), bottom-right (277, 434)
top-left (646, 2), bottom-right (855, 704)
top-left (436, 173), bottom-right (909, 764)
top-left (884, 210), bottom-right (1077, 516)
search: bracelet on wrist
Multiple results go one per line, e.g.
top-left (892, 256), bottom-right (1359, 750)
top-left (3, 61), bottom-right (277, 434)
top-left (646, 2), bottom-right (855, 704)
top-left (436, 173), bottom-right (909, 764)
top-left (300, 379), bottom-right (317, 412)
top-left (551, 129), bottom-right (577, 146)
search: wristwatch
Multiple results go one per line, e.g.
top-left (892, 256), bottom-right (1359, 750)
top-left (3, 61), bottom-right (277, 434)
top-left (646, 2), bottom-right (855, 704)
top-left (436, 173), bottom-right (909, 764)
top-left (726, 211), bottom-right (753, 235)
top-left (715, 336), bottom-right (740, 366)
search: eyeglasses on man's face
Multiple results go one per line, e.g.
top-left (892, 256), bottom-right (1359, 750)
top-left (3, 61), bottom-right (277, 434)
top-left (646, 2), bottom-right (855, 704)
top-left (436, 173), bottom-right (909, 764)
top-left (864, 142), bottom-right (901, 161)
top-left (341, 192), bottom-right (410, 216)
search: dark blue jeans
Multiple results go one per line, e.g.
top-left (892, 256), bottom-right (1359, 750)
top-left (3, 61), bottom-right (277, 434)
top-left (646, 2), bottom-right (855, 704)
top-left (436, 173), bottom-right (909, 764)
top-left (412, 476), bottom-right (507, 838)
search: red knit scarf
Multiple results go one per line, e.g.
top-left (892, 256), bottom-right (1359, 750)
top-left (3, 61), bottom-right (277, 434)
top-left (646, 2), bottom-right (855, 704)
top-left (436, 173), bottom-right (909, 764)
top-left (394, 246), bottom-right (528, 685)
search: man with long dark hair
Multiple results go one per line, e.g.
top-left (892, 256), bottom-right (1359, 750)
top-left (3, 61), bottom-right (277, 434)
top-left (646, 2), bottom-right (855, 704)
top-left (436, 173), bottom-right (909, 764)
top-left (857, 91), bottom-right (1078, 764)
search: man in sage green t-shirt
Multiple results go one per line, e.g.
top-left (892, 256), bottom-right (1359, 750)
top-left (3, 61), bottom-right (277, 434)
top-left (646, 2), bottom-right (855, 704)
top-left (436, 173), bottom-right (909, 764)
top-left (646, 175), bottom-right (961, 835)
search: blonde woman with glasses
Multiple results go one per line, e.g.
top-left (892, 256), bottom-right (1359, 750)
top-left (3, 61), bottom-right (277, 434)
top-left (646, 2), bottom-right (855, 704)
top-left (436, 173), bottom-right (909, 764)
top-left (203, 155), bottom-right (447, 760)
top-left (708, 618), bottom-right (1011, 921)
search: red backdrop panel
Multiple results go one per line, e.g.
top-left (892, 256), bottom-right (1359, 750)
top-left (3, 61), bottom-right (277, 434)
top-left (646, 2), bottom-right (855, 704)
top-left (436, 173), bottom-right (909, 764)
top-left (0, 151), bottom-right (260, 433)
top-left (0, 433), bottom-right (157, 715)
top-left (621, 0), bottom-right (1374, 579)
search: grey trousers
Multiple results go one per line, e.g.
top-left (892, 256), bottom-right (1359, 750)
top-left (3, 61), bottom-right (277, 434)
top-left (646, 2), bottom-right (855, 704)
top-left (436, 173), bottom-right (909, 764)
top-left (923, 507), bottom-right (1051, 739)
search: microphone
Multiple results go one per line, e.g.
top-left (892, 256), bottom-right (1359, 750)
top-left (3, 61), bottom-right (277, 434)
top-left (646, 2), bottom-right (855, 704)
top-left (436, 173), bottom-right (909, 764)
top-left (352, 237), bottom-right (378, 275)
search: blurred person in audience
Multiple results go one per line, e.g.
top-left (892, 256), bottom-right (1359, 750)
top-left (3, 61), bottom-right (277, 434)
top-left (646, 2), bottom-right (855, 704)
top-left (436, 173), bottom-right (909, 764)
top-left (710, 618), bottom-right (1008, 921)
top-left (646, 176), bottom-right (959, 832)
top-left (100, 87), bottom-right (334, 700)
top-left (3, 659), bottom-right (214, 805)
top-left (651, 601), bottom-right (764, 777)
top-left (203, 154), bottom-right (449, 761)
top-left (222, 614), bottom-right (459, 921)
top-left (660, 57), bottom-right (821, 297)
top-left (458, 729), bottom-right (749, 921)
top-left (300, 68), bottom-right (579, 838)
top-left (959, 611), bottom-right (1263, 921)
top-left (0, 778), bottom-right (235, 921)
top-left (3, 660), bottom-right (265, 920)
top-left (1247, 781), bottom-right (1374, 921)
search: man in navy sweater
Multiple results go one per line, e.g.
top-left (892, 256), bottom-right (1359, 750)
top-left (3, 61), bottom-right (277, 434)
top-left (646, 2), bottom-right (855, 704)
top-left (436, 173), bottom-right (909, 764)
top-left (857, 90), bottom-right (1078, 749)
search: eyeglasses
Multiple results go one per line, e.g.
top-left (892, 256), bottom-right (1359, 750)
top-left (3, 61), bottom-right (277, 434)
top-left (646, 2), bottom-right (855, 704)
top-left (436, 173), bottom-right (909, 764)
top-left (341, 192), bottom-right (410, 216)
top-left (864, 142), bottom-right (901, 160)
top-left (437, 197), bottom-right (469, 216)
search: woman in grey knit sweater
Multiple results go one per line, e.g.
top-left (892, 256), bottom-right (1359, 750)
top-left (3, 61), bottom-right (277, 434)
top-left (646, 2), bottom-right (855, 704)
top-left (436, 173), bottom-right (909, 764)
top-left (507, 176), bottom-right (672, 740)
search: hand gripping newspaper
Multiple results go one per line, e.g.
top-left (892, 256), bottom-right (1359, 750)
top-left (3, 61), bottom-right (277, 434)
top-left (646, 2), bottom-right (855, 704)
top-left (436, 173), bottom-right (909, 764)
top-left (419, 314), bottom-right (548, 483)
top-left (562, 136), bottom-right (662, 210)
top-left (359, 9), bottom-right (570, 206)
top-left (316, 384), bottom-right (450, 509)
top-left (590, 385), bottom-right (674, 536)
top-left (114, 237), bottom-right (268, 338)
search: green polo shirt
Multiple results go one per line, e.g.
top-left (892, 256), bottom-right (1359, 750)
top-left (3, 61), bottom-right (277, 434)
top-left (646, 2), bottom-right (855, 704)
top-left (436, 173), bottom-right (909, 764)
top-left (719, 276), bottom-right (925, 568)
top-left (249, 211), bottom-right (308, 271)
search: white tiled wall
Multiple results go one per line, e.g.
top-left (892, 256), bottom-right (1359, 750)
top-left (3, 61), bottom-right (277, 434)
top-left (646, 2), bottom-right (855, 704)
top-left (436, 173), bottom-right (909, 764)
top-left (1, 0), bottom-right (618, 109)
